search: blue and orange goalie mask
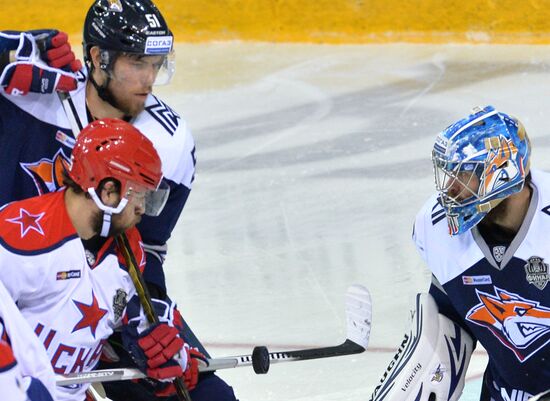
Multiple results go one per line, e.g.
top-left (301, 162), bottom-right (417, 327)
top-left (431, 105), bottom-right (530, 236)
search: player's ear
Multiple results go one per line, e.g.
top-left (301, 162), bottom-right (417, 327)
top-left (99, 179), bottom-right (121, 207)
top-left (89, 46), bottom-right (104, 71)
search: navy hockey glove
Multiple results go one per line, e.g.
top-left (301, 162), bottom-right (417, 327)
top-left (0, 31), bottom-right (79, 95)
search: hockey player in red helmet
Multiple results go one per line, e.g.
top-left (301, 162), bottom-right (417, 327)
top-left (67, 118), bottom-right (169, 237)
top-left (0, 118), bottom-right (200, 401)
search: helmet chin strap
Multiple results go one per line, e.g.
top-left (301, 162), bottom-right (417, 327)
top-left (476, 198), bottom-right (503, 213)
top-left (87, 188), bottom-right (129, 237)
top-left (87, 51), bottom-right (128, 113)
top-left (100, 211), bottom-right (112, 237)
top-left (88, 69), bottom-right (126, 112)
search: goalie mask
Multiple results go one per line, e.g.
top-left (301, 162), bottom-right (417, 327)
top-left (432, 105), bottom-right (530, 236)
top-left (68, 118), bottom-right (169, 236)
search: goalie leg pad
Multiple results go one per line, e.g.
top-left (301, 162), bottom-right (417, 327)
top-left (370, 293), bottom-right (474, 401)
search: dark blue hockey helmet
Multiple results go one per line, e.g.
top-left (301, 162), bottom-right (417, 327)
top-left (83, 0), bottom-right (174, 84)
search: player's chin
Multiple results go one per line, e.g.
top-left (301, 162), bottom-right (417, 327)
top-left (128, 101), bottom-right (146, 117)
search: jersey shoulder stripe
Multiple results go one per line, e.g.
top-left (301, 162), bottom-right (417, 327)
top-left (145, 95), bottom-right (180, 136)
top-left (135, 95), bottom-right (195, 188)
top-left (413, 193), bottom-right (485, 285)
top-left (0, 191), bottom-right (77, 254)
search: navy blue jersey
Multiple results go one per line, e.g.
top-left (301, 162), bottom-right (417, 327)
top-left (413, 169), bottom-right (550, 401)
top-left (0, 81), bottom-right (196, 292)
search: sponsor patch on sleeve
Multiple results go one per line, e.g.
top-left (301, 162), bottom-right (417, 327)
top-left (56, 270), bottom-right (81, 280)
top-left (462, 275), bottom-right (492, 285)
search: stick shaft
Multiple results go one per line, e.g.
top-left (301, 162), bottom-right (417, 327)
top-left (57, 339), bottom-right (365, 386)
top-left (116, 233), bottom-right (192, 401)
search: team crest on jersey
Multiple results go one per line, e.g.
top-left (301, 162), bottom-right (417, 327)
top-left (492, 246), bottom-right (506, 263)
top-left (524, 256), bottom-right (550, 290)
top-left (112, 289), bottom-right (127, 321)
top-left (20, 149), bottom-right (70, 195)
top-left (466, 286), bottom-right (550, 362)
top-left (85, 250), bottom-right (96, 267)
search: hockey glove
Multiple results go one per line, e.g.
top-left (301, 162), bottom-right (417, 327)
top-left (130, 322), bottom-right (185, 380)
top-left (154, 345), bottom-right (209, 396)
top-left (0, 30), bottom-right (81, 72)
top-left (33, 30), bottom-right (82, 72)
top-left (0, 31), bottom-right (79, 95)
top-left (123, 297), bottom-right (191, 380)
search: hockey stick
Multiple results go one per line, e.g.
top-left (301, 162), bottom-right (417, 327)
top-left (116, 233), bottom-right (192, 401)
top-left (56, 284), bottom-right (372, 386)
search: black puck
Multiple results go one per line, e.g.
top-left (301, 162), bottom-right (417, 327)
top-left (252, 346), bottom-right (270, 374)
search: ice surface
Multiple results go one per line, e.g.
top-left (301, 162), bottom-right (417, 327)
top-left (149, 42), bottom-right (550, 400)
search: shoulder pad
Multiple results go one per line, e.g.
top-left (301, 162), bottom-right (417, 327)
top-left (0, 192), bottom-right (76, 254)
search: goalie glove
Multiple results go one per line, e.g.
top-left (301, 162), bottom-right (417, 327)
top-left (370, 293), bottom-right (474, 401)
top-left (0, 31), bottom-right (80, 95)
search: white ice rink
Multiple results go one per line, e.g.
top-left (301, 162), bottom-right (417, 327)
top-left (151, 43), bottom-right (550, 401)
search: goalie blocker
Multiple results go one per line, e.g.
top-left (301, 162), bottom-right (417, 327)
top-left (370, 293), bottom-right (474, 401)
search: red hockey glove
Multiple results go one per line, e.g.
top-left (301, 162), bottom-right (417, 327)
top-left (138, 323), bottom-right (184, 380)
top-left (183, 346), bottom-right (208, 390)
top-left (3, 63), bottom-right (77, 95)
top-left (35, 30), bottom-right (82, 72)
top-left (154, 345), bottom-right (209, 396)
top-left (0, 31), bottom-right (79, 95)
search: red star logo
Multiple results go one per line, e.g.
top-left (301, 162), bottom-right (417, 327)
top-left (72, 291), bottom-right (108, 338)
top-left (6, 208), bottom-right (45, 237)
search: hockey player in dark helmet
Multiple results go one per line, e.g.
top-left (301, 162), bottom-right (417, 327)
top-left (0, 0), bottom-right (239, 400)
top-left (81, 2), bottom-right (239, 400)
top-left (83, 0), bottom-right (176, 117)
top-left (83, 0), bottom-right (176, 118)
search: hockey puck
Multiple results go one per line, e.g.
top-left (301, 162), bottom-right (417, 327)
top-left (252, 346), bottom-right (270, 374)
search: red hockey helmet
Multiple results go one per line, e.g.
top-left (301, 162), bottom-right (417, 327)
top-left (68, 118), bottom-right (168, 217)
